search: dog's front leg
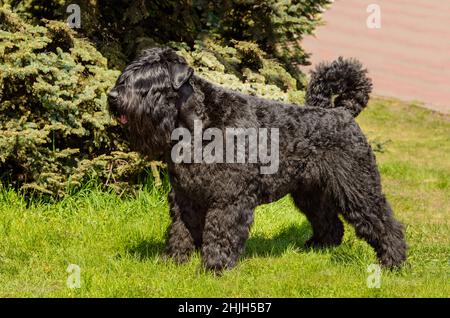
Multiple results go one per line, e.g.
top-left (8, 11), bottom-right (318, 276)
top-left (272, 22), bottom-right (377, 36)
top-left (165, 190), bottom-right (201, 264)
top-left (201, 205), bottom-right (254, 272)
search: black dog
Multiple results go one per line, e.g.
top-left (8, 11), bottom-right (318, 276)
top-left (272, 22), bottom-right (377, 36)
top-left (108, 47), bottom-right (406, 271)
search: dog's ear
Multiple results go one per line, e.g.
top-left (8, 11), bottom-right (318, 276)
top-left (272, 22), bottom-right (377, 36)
top-left (169, 62), bottom-right (193, 90)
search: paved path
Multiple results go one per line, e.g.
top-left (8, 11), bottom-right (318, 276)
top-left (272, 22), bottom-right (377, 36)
top-left (300, 0), bottom-right (450, 113)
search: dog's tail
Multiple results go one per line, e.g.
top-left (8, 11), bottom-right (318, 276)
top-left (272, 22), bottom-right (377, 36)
top-left (305, 57), bottom-right (373, 117)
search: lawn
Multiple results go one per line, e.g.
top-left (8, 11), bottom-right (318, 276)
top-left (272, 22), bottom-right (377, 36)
top-left (0, 98), bottom-right (449, 297)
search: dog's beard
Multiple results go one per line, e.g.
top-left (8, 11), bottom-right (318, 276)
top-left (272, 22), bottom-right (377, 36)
top-left (124, 107), bottom-right (175, 161)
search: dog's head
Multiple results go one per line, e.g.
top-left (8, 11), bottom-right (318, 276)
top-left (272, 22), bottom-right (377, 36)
top-left (108, 47), bottom-right (194, 159)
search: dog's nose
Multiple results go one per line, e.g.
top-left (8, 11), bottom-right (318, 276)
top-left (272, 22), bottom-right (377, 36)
top-left (108, 89), bottom-right (118, 99)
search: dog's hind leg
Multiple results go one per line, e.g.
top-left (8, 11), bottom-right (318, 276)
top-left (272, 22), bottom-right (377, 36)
top-left (339, 187), bottom-right (407, 268)
top-left (327, 156), bottom-right (407, 268)
top-left (165, 189), bottom-right (204, 264)
top-left (201, 202), bottom-right (254, 272)
top-left (292, 185), bottom-right (344, 248)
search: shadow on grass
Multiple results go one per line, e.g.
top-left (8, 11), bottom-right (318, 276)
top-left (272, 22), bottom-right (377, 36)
top-left (125, 239), bottom-right (166, 261)
top-left (124, 223), bottom-right (392, 270)
top-left (124, 222), bottom-right (314, 261)
top-left (245, 223), bottom-right (312, 257)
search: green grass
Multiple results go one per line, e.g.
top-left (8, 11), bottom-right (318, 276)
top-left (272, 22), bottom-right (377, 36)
top-left (1, 98), bottom-right (449, 297)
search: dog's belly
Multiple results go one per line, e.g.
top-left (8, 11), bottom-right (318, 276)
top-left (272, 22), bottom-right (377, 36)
top-left (169, 162), bottom-right (258, 207)
top-left (168, 159), bottom-right (304, 208)
top-left (257, 160), bottom-right (306, 204)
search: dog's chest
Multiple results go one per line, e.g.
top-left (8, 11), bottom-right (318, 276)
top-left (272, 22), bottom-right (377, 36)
top-left (168, 162), bottom-right (260, 203)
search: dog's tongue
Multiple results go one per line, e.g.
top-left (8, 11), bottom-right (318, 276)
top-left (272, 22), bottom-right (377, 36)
top-left (118, 114), bottom-right (128, 125)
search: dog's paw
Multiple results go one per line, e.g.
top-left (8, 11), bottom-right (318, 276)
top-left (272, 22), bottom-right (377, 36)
top-left (202, 255), bottom-right (237, 273)
top-left (305, 236), bottom-right (342, 249)
top-left (163, 249), bottom-right (192, 264)
top-left (378, 249), bottom-right (407, 270)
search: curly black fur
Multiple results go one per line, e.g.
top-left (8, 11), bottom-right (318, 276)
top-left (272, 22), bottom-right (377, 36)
top-left (306, 57), bottom-right (373, 117)
top-left (108, 47), bottom-right (407, 272)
